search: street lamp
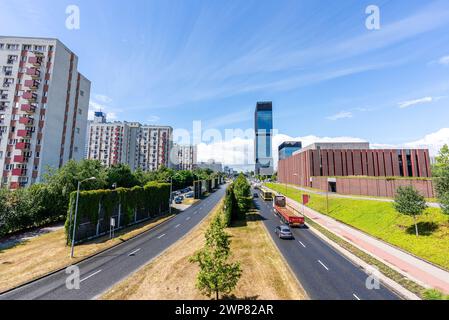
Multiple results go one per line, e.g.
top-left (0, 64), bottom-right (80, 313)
top-left (70, 177), bottom-right (96, 258)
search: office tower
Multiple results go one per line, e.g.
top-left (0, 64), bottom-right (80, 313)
top-left (254, 101), bottom-right (274, 175)
top-left (0, 37), bottom-right (90, 189)
top-left (278, 141), bottom-right (302, 160)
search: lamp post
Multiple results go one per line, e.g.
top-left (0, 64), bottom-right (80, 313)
top-left (71, 177), bottom-right (96, 258)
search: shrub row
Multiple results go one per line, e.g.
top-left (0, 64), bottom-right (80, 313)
top-left (65, 181), bottom-right (170, 244)
top-left (222, 174), bottom-right (252, 227)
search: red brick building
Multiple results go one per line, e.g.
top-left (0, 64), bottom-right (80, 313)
top-left (278, 142), bottom-right (434, 198)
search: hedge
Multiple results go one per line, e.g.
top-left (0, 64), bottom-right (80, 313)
top-left (65, 182), bottom-right (170, 244)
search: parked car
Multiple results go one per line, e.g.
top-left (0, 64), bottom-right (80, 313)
top-left (174, 196), bottom-right (183, 204)
top-left (275, 225), bottom-right (294, 239)
top-left (185, 191), bottom-right (194, 198)
top-left (253, 193), bottom-right (259, 198)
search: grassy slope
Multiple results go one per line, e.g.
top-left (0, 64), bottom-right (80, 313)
top-left (102, 201), bottom-right (306, 300)
top-left (266, 183), bottom-right (449, 271)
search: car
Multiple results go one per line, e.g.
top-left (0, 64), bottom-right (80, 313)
top-left (174, 196), bottom-right (183, 204)
top-left (185, 191), bottom-right (194, 198)
top-left (275, 225), bottom-right (294, 239)
top-left (253, 193), bottom-right (259, 198)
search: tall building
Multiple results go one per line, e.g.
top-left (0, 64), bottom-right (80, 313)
top-left (171, 144), bottom-right (197, 170)
top-left (254, 101), bottom-right (274, 175)
top-left (278, 141), bottom-right (302, 161)
top-left (86, 121), bottom-right (172, 171)
top-left (0, 37), bottom-right (90, 189)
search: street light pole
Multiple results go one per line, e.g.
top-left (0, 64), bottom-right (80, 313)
top-left (71, 177), bottom-right (96, 259)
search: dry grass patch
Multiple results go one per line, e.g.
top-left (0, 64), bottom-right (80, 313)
top-left (101, 204), bottom-right (307, 300)
top-left (0, 214), bottom-right (173, 293)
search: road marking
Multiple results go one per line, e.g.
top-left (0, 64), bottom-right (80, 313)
top-left (298, 241), bottom-right (306, 248)
top-left (353, 293), bottom-right (361, 300)
top-left (128, 248), bottom-right (141, 256)
top-left (318, 260), bottom-right (329, 271)
top-left (157, 233), bottom-right (166, 239)
top-left (80, 269), bottom-right (102, 282)
top-left (174, 224), bottom-right (181, 229)
top-left (186, 217), bottom-right (191, 221)
top-left (193, 211), bottom-right (198, 215)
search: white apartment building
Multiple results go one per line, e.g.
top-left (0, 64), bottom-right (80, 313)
top-left (0, 37), bottom-right (90, 189)
top-left (87, 120), bottom-right (173, 171)
top-left (171, 144), bottom-right (197, 170)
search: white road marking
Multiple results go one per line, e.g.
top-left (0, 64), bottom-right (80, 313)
top-left (174, 224), bottom-right (181, 229)
top-left (298, 241), bottom-right (306, 248)
top-left (353, 293), bottom-right (361, 300)
top-left (186, 217), bottom-right (191, 221)
top-left (193, 211), bottom-right (198, 215)
top-left (128, 248), bottom-right (141, 256)
top-left (157, 233), bottom-right (166, 239)
top-left (318, 260), bottom-right (329, 271)
top-left (80, 269), bottom-right (102, 282)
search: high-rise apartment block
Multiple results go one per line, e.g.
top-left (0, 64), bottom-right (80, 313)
top-left (0, 37), bottom-right (90, 189)
top-left (171, 144), bottom-right (197, 170)
top-left (86, 119), bottom-right (173, 171)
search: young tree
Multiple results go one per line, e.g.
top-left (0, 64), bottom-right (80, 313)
top-left (435, 165), bottom-right (449, 216)
top-left (190, 217), bottom-right (241, 300)
top-left (394, 186), bottom-right (428, 236)
top-left (433, 144), bottom-right (449, 177)
top-left (106, 164), bottom-right (138, 188)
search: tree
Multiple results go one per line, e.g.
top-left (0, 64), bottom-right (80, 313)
top-left (394, 186), bottom-right (428, 236)
top-left (435, 165), bottom-right (449, 216)
top-left (433, 144), bottom-right (449, 177)
top-left (190, 216), bottom-right (241, 300)
top-left (233, 174), bottom-right (252, 215)
top-left (106, 164), bottom-right (138, 188)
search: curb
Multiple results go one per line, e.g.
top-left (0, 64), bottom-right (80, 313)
top-left (306, 223), bottom-right (421, 300)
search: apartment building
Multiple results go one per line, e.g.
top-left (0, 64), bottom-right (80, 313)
top-left (171, 144), bottom-right (197, 170)
top-left (87, 119), bottom-right (173, 171)
top-left (0, 37), bottom-right (90, 189)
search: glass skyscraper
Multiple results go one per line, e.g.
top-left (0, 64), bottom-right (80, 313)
top-left (254, 101), bottom-right (274, 176)
top-left (278, 141), bottom-right (302, 160)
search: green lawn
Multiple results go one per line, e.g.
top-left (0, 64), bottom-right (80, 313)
top-left (265, 183), bottom-right (449, 271)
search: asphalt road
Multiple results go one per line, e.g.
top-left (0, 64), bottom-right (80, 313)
top-left (0, 186), bottom-right (226, 300)
top-left (254, 190), bottom-right (400, 300)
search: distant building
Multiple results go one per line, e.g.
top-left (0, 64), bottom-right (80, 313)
top-left (171, 144), bottom-right (197, 170)
top-left (86, 121), bottom-right (172, 171)
top-left (254, 101), bottom-right (274, 175)
top-left (278, 141), bottom-right (302, 160)
top-left (278, 142), bottom-right (434, 198)
top-left (93, 111), bottom-right (107, 124)
top-left (0, 36), bottom-right (90, 189)
top-left (197, 160), bottom-right (223, 172)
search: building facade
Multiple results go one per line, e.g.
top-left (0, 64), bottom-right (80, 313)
top-left (171, 144), bottom-right (197, 170)
top-left (0, 37), bottom-right (90, 189)
top-left (254, 101), bottom-right (274, 175)
top-left (278, 142), bottom-right (434, 198)
top-left (86, 120), bottom-right (173, 171)
top-left (278, 141), bottom-right (302, 161)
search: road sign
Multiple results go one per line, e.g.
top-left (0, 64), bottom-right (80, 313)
top-left (110, 217), bottom-right (116, 227)
top-left (302, 194), bottom-right (310, 205)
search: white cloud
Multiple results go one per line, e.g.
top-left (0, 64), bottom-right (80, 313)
top-left (94, 94), bottom-right (113, 104)
top-left (146, 115), bottom-right (161, 123)
top-left (438, 55), bottom-right (449, 65)
top-left (326, 111), bottom-right (353, 121)
top-left (197, 128), bottom-right (449, 171)
top-left (398, 96), bottom-right (433, 108)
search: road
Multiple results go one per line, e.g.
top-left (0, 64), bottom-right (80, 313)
top-left (254, 190), bottom-right (400, 300)
top-left (0, 185), bottom-right (226, 300)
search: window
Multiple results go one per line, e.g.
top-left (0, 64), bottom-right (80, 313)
top-left (23, 45), bottom-right (32, 50)
top-left (6, 44), bottom-right (20, 51)
top-left (78, 108), bottom-right (82, 115)
top-left (34, 45), bottom-right (46, 52)
top-left (80, 90), bottom-right (84, 97)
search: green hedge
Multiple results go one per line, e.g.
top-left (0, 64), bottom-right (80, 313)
top-left (65, 182), bottom-right (170, 244)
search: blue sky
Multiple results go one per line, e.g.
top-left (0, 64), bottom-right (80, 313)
top-left (1, 0), bottom-right (449, 167)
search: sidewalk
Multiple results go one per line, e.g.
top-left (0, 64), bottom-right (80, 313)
top-left (279, 183), bottom-right (441, 208)
top-left (280, 192), bottom-right (449, 294)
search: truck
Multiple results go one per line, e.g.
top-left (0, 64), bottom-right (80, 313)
top-left (273, 195), bottom-right (305, 228)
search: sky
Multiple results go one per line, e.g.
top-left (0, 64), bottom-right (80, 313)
top-left (1, 0), bottom-right (449, 170)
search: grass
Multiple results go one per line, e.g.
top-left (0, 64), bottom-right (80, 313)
top-left (101, 201), bottom-right (307, 300)
top-left (0, 214), bottom-right (174, 293)
top-left (266, 183), bottom-right (449, 272)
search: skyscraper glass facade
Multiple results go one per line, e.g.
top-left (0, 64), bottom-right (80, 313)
top-left (254, 102), bottom-right (274, 175)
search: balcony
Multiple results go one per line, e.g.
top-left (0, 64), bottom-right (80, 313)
top-left (15, 142), bottom-right (31, 150)
top-left (26, 68), bottom-right (41, 79)
top-left (19, 116), bottom-right (34, 125)
top-left (24, 79), bottom-right (40, 90)
top-left (0, 94), bottom-right (8, 100)
top-left (17, 130), bottom-right (32, 138)
top-left (22, 92), bottom-right (38, 102)
top-left (28, 56), bottom-right (42, 66)
top-left (21, 104), bottom-right (37, 113)
top-left (14, 155), bottom-right (29, 163)
top-left (12, 168), bottom-right (27, 176)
